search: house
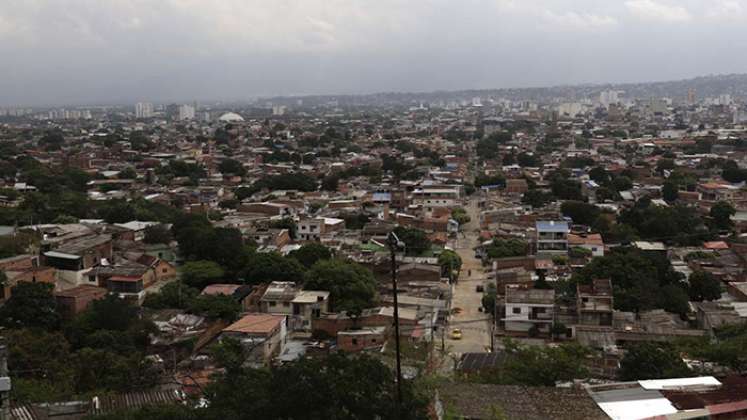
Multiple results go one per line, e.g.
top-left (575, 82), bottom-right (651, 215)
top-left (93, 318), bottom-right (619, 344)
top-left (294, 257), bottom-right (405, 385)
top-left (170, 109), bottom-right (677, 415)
top-left (136, 254), bottom-right (176, 282)
top-left (337, 327), bottom-right (386, 352)
top-left (220, 313), bottom-right (288, 364)
top-left (436, 383), bottom-right (607, 420)
top-left (568, 233), bottom-right (604, 257)
top-left (501, 285), bottom-right (555, 336)
top-left (55, 285), bottom-right (108, 318)
top-left (291, 290), bottom-right (330, 331)
top-left (587, 376), bottom-right (747, 420)
top-left (535, 221), bottom-right (569, 255)
top-left (43, 234), bottom-right (113, 287)
top-left (260, 281), bottom-right (298, 315)
top-left (577, 279), bottom-right (614, 326)
top-left (0, 265), bottom-right (55, 302)
top-left (87, 263), bottom-right (153, 303)
top-left (297, 217), bottom-right (344, 241)
top-left (201, 283), bottom-right (262, 311)
top-left (412, 186), bottom-right (461, 215)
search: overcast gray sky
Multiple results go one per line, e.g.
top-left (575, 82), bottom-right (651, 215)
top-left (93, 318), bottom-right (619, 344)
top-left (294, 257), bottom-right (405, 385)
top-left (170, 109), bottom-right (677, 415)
top-left (2, 0), bottom-right (747, 106)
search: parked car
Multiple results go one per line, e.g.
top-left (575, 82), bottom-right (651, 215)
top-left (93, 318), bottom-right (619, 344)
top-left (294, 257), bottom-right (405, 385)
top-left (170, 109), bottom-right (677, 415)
top-left (450, 328), bottom-right (463, 340)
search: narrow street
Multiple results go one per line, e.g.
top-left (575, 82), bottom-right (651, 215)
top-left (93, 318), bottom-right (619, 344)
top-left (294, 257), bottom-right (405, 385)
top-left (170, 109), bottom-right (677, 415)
top-left (445, 197), bottom-right (493, 356)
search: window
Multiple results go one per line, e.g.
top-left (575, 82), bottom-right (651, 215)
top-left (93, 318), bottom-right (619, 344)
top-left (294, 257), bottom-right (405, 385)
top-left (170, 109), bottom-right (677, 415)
top-left (512, 307), bottom-right (521, 314)
top-left (372, 339), bottom-right (376, 343)
top-left (283, 302), bottom-right (290, 307)
top-left (351, 338), bottom-right (358, 345)
top-left (88, 275), bottom-right (97, 283)
top-left (162, 268), bottom-right (168, 273)
top-left (269, 301), bottom-right (276, 307)
top-left (536, 307), bottom-right (546, 313)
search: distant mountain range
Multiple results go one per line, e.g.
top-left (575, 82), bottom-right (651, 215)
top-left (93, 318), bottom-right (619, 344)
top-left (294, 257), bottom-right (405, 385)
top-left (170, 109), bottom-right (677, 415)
top-left (263, 74), bottom-right (747, 106)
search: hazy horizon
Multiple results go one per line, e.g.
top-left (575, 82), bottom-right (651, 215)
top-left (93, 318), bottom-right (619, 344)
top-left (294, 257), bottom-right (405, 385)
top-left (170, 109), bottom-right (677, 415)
top-left (3, 0), bottom-right (747, 106)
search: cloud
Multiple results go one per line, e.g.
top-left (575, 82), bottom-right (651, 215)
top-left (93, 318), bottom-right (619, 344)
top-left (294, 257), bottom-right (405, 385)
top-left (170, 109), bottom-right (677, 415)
top-left (542, 10), bottom-right (618, 31)
top-left (706, 0), bottom-right (747, 21)
top-left (625, 0), bottom-right (692, 22)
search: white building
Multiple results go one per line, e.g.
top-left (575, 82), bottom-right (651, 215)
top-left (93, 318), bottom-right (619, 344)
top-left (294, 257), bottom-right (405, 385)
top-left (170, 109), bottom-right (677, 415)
top-left (178, 104), bottom-right (195, 121)
top-left (502, 285), bottom-right (555, 335)
top-left (135, 102), bottom-right (154, 118)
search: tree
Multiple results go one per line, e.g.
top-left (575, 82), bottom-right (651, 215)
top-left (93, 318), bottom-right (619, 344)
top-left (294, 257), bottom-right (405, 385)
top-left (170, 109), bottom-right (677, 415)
top-left (484, 340), bottom-right (590, 386)
top-left (181, 260), bottom-right (225, 289)
top-left (269, 217), bottom-right (298, 239)
top-left (242, 252), bottom-right (305, 285)
top-left (142, 281), bottom-right (199, 309)
top-left (188, 294), bottom-right (241, 321)
top-left (203, 352), bottom-right (428, 420)
top-left (619, 342), bottom-right (692, 381)
top-left (521, 189), bottom-right (554, 208)
top-left (573, 248), bottom-right (684, 313)
top-left (438, 250), bottom-right (462, 280)
top-left (662, 182), bottom-right (678, 203)
top-left (484, 238), bottom-right (528, 259)
top-left (588, 166), bottom-right (611, 184)
top-left (561, 201), bottom-right (600, 226)
top-left (321, 174), bottom-right (339, 191)
top-left (721, 160), bottom-right (747, 183)
top-left (656, 158), bottom-right (676, 174)
top-left (611, 176), bottom-right (633, 192)
top-left (0, 282), bottom-right (60, 330)
top-left (451, 207), bottom-right (471, 226)
top-left (289, 243), bottom-right (332, 269)
top-left (551, 178), bottom-right (584, 201)
top-left (143, 224), bottom-right (172, 244)
top-left (218, 159), bottom-right (246, 177)
top-left (688, 271), bottom-right (722, 302)
top-left (710, 201), bottom-right (735, 230)
top-left (303, 259), bottom-right (377, 313)
top-left (516, 152), bottom-right (541, 167)
top-left (657, 284), bottom-right (690, 316)
top-left (474, 173), bottom-right (506, 188)
top-left (393, 226), bottom-right (432, 256)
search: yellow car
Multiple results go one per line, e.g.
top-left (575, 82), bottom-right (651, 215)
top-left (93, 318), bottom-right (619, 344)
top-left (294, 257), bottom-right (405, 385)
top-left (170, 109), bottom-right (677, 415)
top-left (450, 328), bottom-right (463, 340)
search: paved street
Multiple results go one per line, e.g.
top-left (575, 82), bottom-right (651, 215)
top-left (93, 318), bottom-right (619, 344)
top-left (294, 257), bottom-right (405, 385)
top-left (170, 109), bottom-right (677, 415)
top-left (445, 197), bottom-right (493, 355)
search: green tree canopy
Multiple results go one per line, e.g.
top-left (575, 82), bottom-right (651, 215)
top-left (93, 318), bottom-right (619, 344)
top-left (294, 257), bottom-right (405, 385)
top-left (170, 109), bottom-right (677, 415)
top-left (710, 201), bottom-right (735, 230)
top-left (288, 243), bottom-right (333, 269)
top-left (619, 342), bottom-right (692, 381)
top-left (0, 282), bottom-right (60, 330)
top-left (688, 270), bottom-right (722, 302)
top-left (242, 252), bottom-right (305, 285)
top-left (181, 260), bottom-right (226, 289)
top-left (143, 224), bottom-right (173, 244)
top-left (218, 158), bottom-right (246, 177)
top-left (561, 201), bottom-right (600, 226)
top-left (303, 259), bottom-right (377, 313)
top-left (393, 226), bottom-right (432, 256)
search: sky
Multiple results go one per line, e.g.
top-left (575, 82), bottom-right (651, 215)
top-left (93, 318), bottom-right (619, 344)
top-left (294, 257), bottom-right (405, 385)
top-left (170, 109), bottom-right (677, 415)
top-left (2, 0), bottom-right (747, 106)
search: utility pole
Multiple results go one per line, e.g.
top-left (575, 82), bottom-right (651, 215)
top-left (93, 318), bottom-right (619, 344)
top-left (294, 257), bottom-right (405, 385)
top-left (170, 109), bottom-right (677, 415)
top-left (387, 232), bottom-right (404, 416)
top-left (0, 337), bottom-right (10, 420)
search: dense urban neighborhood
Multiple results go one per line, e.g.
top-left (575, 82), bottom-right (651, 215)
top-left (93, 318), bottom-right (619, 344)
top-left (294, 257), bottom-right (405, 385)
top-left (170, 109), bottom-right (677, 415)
top-left (4, 79), bottom-right (747, 419)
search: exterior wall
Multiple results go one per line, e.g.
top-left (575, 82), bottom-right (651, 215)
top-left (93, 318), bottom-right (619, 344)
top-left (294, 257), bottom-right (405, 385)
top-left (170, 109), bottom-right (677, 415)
top-left (152, 260), bottom-right (177, 282)
top-left (55, 287), bottom-right (108, 318)
top-left (262, 300), bottom-right (294, 316)
top-left (338, 331), bottom-right (386, 352)
top-left (0, 254), bottom-right (36, 271)
top-left (504, 303), bottom-right (554, 334)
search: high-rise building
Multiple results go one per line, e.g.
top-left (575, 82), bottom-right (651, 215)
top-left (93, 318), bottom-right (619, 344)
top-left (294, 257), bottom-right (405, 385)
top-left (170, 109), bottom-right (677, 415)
top-left (135, 102), bottom-right (154, 118)
top-left (178, 104), bottom-right (195, 120)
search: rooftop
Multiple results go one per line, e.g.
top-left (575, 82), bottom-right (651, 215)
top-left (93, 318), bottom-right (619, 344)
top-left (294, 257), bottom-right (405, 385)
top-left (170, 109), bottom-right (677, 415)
top-left (223, 313), bottom-right (285, 335)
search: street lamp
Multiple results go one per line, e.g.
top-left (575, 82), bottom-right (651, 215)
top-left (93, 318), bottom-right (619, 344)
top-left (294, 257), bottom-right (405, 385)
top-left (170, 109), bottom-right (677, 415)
top-left (387, 231), bottom-right (405, 413)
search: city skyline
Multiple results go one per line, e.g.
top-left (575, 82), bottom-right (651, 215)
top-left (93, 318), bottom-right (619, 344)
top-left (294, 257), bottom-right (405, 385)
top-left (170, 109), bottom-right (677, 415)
top-left (3, 0), bottom-right (747, 106)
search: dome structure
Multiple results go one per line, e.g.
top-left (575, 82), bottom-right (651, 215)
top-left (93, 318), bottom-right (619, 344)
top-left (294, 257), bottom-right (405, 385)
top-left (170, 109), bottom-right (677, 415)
top-left (218, 112), bottom-right (245, 122)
